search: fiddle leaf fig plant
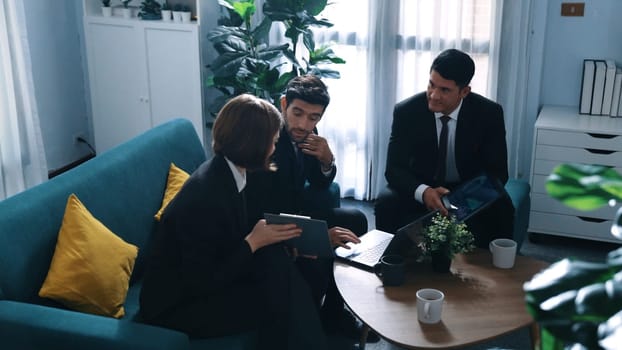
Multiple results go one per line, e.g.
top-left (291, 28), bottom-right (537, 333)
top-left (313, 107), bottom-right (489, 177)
top-left (206, 0), bottom-right (345, 126)
top-left (523, 163), bottom-right (622, 350)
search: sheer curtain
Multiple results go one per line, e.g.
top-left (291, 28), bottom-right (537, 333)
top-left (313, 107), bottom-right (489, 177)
top-left (314, 0), bottom-right (502, 200)
top-left (496, 0), bottom-right (535, 180)
top-left (0, 0), bottom-right (47, 200)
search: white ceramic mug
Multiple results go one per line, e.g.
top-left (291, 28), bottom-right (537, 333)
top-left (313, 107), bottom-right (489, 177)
top-left (416, 288), bottom-right (444, 324)
top-left (489, 238), bottom-right (517, 269)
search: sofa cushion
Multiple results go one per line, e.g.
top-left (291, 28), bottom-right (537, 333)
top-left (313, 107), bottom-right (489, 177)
top-left (154, 163), bottom-right (190, 221)
top-left (39, 194), bottom-right (138, 318)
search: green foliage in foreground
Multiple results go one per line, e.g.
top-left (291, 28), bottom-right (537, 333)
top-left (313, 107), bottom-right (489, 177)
top-left (524, 163), bottom-right (622, 349)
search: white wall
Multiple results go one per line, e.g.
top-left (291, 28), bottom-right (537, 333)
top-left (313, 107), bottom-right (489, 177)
top-left (540, 0), bottom-right (622, 107)
top-left (22, 0), bottom-right (90, 173)
top-left (21, 0), bottom-right (622, 176)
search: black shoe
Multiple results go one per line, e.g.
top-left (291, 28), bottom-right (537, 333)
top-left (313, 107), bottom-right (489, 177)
top-left (321, 307), bottom-right (380, 343)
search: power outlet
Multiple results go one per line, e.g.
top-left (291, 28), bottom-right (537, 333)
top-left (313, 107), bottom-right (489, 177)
top-left (561, 2), bottom-right (585, 17)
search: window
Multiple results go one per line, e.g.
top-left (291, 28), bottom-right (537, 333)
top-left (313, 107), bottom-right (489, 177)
top-left (311, 0), bottom-right (498, 199)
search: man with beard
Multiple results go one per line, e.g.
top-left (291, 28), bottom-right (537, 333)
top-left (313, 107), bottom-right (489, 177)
top-left (246, 75), bottom-right (377, 342)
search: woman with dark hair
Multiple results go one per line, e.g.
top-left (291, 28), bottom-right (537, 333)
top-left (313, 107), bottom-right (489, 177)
top-left (139, 94), bottom-right (327, 349)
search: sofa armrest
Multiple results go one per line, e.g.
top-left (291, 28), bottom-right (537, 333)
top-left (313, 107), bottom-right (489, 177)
top-left (0, 300), bottom-right (189, 350)
top-left (505, 179), bottom-right (531, 252)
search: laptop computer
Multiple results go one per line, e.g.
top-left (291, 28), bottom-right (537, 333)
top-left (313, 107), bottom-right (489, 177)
top-left (335, 174), bottom-right (504, 271)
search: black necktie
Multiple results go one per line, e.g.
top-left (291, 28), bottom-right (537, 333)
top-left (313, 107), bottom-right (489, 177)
top-left (435, 115), bottom-right (451, 184)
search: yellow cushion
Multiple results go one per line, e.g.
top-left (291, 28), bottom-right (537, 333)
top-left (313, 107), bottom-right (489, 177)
top-left (39, 194), bottom-right (138, 318)
top-left (154, 162), bottom-right (190, 221)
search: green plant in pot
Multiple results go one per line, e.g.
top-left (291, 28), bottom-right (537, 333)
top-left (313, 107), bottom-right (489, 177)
top-left (418, 212), bottom-right (475, 273)
top-left (101, 0), bottom-right (112, 16)
top-left (524, 163), bottom-right (622, 349)
top-left (138, 0), bottom-right (161, 20)
top-left (122, 0), bottom-right (132, 8)
top-left (205, 0), bottom-right (345, 127)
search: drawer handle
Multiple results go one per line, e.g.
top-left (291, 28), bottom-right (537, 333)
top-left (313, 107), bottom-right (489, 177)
top-left (577, 216), bottom-right (607, 223)
top-left (585, 148), bottom-right (616, 155)
top-left (587, 133), bottom-right (617, 139)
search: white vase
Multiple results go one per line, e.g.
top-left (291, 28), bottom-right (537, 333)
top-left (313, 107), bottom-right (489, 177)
top-left (161, 10), bottom-right (172, 22)
top-left (172, 11), bottom-right (182, 22)
top-left (122, 8), bottom-right (132, 19)
top-left (102, 6), bottom-right (112, 17)
top-left (181, 11), bottom-right (191, 23)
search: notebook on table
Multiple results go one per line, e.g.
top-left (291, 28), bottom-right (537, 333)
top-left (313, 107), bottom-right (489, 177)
top-left (336, 174), bottom-right (504, 271)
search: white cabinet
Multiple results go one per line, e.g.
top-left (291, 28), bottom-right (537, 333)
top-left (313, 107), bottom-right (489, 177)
top-left (83, 0), bottom-right (206, 153)
top-left (529, 105), bottom-right (622, 243)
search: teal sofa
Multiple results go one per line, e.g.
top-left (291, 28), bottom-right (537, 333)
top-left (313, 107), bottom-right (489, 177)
top-left (505, 178), bottom-right (531, 252)
top-left (0, 119), bottom-right (339, 349)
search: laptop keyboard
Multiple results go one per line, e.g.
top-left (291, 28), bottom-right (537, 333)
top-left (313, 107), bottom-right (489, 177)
top-left (352, 237), bottom-right (392, 265)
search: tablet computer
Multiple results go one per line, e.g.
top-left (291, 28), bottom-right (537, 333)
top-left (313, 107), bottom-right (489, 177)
top-left (441, 174), bottom-right (504, 222)
top-left (264, 213), bottom-right (335, 258)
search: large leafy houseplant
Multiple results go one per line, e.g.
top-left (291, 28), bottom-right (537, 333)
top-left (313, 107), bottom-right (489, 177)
top-left (205, 0), bottom-right (345, 126)
top-left (524, 163), bottom-right (622, 350)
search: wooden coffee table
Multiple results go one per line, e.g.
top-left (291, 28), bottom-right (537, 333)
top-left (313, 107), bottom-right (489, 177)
top-left (333, 249), bottom-right (549, 349)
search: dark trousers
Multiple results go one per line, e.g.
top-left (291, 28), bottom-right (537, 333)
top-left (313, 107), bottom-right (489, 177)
top-left (304, 207), bottom-right (368, 315)
top-left (148, 244), bottom-right (327, 350)
top-left (374, 185), bottom-right (514, 249)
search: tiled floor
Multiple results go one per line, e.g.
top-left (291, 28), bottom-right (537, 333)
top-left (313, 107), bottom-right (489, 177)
top-left (335, 198), bottom-right (621, 350)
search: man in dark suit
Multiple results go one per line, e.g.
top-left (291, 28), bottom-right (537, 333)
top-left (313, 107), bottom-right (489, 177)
top-left (375, 49), bottom-right (514, 248)
top-left (246, 75), bottom-right (377, 341)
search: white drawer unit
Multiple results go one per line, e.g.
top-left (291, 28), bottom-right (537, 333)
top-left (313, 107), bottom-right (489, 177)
top-left (529, 105), bottom-right (622, 243)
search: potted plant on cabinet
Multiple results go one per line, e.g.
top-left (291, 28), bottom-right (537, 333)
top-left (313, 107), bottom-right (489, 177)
top-left (418, 212), bottom-right (475, 273)
top-left (161, 1), bottom-right (171, 22)
top-left (205, 0), bottom-right (345, 127)
top-left (138, 0), bottom-right (161, 20)
top-left (101, 0), bottom-right (112, 17)
top-left (180, 5), bottom-right (191, 23)
top-left (524, 163), bottom-right (622, 349)
top-left (121, 0), bottom-right (133, 18)
top-left (172, 3), bottom-right (183, 22)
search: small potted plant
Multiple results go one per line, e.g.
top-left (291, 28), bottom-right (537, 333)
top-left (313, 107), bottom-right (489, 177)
top-left (101, 0), bottom-right (112, 17)
top-left (138, 0), bottom-right (162, 20)
top-left (180, 5), bottom-right (191, 23)
top-left (419, 212), bottom-right (475, 272)
top-left (172, 3), bottom-right (183, 22)
top-left (161, 1), bottom-right (171, 22)
top-left (121, 0), bottom-right (133, 19)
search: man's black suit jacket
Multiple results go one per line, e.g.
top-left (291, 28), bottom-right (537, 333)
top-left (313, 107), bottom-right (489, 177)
top-left (385, 91), bottom-right (509, 193)
top-left (246, 126), bottom-right (336, 222)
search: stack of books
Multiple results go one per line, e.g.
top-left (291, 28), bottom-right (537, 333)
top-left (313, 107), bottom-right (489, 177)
top-left (580, 59), bottom-right (622, 116)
